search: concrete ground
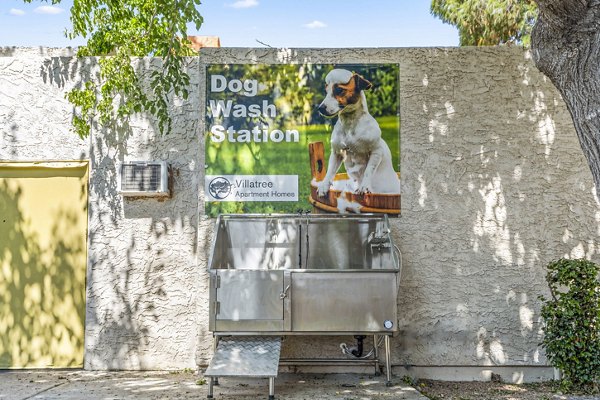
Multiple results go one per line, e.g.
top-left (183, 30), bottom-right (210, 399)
top-left (0, 370), bottom-right (428, 400)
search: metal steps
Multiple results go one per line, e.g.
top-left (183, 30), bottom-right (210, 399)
top-left (205, 336), bottom-right (282, 399)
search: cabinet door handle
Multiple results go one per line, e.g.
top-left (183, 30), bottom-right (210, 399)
top-left (279, 285), bottom-right (291, 300)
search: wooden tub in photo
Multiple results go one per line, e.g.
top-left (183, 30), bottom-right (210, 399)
top-left (308, 142), bottom-right (401, 214)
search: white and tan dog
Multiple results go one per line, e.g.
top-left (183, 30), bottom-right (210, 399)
top-left (317, 69), bottom-right (400, 197)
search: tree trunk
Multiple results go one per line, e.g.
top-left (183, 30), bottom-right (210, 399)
top-left (531, 0), bottom-right (600, 193)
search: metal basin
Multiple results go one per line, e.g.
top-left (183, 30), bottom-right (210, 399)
top-left (208, 214), bottom-right (401, 335)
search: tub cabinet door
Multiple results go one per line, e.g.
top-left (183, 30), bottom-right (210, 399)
top-left (290, 272), bottom-right (398, 332)
top-left (212, 270), bottom-right (285, 332)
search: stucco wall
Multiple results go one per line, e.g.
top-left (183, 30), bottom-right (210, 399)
top-left (1, 47), bottom-right (598, 379)
top-left (82, 58), bottom-right (205, 370)
top-left (398, 47), bottom-right (599, 372)
top-left (0, 47), bottom-right (86, 161)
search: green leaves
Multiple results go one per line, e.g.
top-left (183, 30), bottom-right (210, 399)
top-left (430, 0), bottom-right (538, 46)
top-left (28, 0), bottom-right (203, 137)
top-left (540, 259), bottom-right (600, 391)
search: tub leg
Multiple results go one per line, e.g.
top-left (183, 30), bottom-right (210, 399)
top-left (373, 334), bottom-right (381, 376)
top-left (384, 335), bottom-right (392, 387)
top-left (207, 377), bottom-right (215, 399)
top-left (268, 376), bottom-right (275, 400)
top-left (213, 336), bottom-right (220, 386)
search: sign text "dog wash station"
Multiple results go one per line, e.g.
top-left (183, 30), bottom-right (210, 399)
top-left (205, 67), bottom-right (300, 210)
top-left (208, 75), bottom-right (299, 144)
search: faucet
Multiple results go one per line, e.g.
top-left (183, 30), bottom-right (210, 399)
top-left (367, 226), bottom-right (391, 251)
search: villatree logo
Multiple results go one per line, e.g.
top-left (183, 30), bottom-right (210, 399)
top-left (209, 177), bottom-right (232, 199)
top-left (206, 175), bottom-right (298, 202)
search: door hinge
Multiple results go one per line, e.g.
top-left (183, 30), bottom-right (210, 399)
top-left (214, 301), bottom-right (220, 315)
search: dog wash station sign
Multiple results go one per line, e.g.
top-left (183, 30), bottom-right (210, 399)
top-left (204, 64), bottom-right (400, 217)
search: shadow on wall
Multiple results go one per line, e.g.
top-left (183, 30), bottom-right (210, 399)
top-left (0, 48), bottom-right (86, 161)
top-left (0, 47), bottom-right (17, 57)
top-left (0, 171), bottom-right (87, 368)
top-left (397, 49), bottom-right (600, 375)
top-left (41, 55), bottom-right (93, 90)
top-left (35, 56), bottom-right (203, 369)
top-left (83, 153), bottom-right (208, 368)
top-left (83, 160), bottom-right (201, 368)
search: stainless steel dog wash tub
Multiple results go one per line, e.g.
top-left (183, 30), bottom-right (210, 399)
top-left (204, 214), bottom-right (401, 399)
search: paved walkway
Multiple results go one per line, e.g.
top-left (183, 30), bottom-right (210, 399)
top-left (0, 370), bottom-right (429, 400)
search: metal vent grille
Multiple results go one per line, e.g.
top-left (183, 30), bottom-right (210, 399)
top-left (119, 161), bottom-right (169, 197)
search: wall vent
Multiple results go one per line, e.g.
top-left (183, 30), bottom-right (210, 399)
top-left (119, 161), bottom-right (170, 197)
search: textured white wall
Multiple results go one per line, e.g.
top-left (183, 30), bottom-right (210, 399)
top-left (0, 47), bottom-right (86, 161)
top-left (396, 47), bottom-right (599, 369)
top-left (83, 58), bottom-right (205, 369)
top-left (2, 47), bottom-right (599, 376)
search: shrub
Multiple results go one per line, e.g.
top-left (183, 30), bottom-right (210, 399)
top-left (540, 258), bottom-right (600, 390)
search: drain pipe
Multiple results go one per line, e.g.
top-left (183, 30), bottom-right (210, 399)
top-left (351, 335), bottom-right (366, 357)
top-left (340, 335), bottom-right (371, 358)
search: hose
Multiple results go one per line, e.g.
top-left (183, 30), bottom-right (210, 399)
top-left (394, 243), bottom-right (402, 289)
top-left (339, 336), bottom-right (385, 359)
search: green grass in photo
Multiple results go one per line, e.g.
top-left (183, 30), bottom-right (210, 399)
top-left (205, 116), bottom-right (399, 217)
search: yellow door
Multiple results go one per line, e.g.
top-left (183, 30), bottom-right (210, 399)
top-left (0, 162), bottom-right (88, 368)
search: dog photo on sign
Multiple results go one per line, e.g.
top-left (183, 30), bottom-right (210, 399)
top-left (310, 68), bottom-right (401, 214)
